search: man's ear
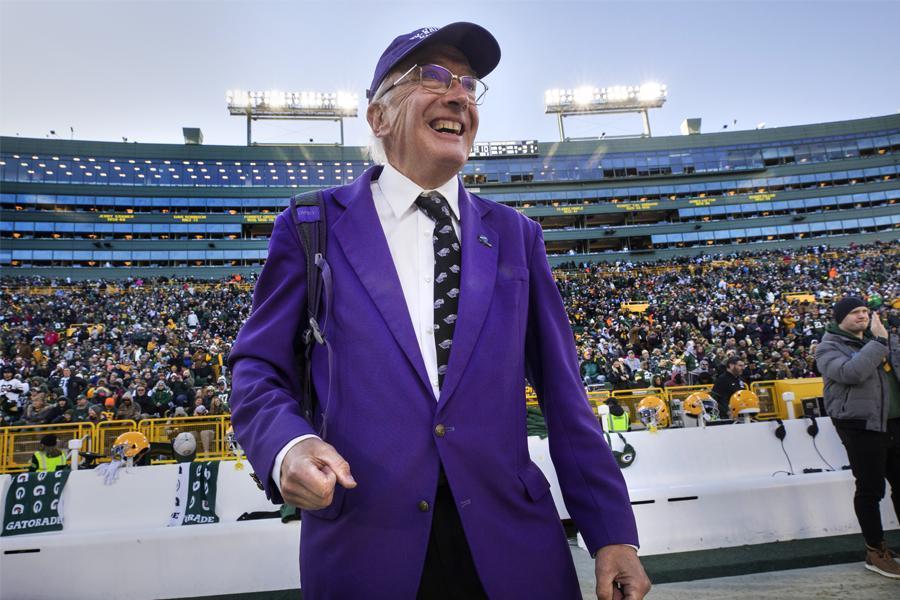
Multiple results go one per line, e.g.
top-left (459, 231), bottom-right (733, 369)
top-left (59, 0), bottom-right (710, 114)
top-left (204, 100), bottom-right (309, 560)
top-left (367, 102), bottom-right (389, 138)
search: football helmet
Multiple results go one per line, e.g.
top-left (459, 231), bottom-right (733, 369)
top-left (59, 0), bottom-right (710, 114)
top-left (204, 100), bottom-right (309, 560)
top-left (637, 395), bottom-right (670, 429)
top-left (683, 391), bottom-right (719, 421)
top-left (729, 389), bottom-right (761, 418)
top-left (111, 431), bottom-right (150, 461)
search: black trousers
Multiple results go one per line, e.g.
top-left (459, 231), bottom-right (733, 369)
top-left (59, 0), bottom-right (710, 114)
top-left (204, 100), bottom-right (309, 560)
top-left (416, 476), bottom-right (488, 600)
top-left (835, 418), bottom-right (900, 547)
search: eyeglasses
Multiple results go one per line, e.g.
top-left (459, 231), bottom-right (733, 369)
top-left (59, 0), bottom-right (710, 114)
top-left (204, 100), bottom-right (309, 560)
top-left (382, 64), bottom-right (488, 105)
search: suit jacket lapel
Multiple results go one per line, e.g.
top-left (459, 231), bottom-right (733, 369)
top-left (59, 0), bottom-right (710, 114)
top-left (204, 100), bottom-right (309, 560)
top-left (331, 167), bottom-right (433, 396)
top-left (439, 181), bottom-right (498, 403)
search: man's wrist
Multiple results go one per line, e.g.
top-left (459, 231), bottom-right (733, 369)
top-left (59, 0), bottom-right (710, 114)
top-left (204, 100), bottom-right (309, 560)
top-left (271, 434), bottom-right (320, 493)
top-left (592, 543), bottom-right (639, 559)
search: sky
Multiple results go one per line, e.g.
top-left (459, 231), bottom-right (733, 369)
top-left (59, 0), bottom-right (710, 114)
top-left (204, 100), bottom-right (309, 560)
top-left (1, 0), bottom-right (898, 147)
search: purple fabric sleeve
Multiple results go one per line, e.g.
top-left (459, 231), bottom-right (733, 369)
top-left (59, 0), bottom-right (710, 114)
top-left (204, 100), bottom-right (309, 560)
top-left (228, 212), bottom-right (318, 503)
top-left (524, 224), bottom-right (639, 553)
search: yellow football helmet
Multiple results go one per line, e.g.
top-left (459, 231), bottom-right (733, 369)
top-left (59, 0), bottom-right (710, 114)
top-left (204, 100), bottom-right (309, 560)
top-left (729, 389), bottom-right (760, 418)
top-left (112, 431), bottom-right (150, 460)
top-left (637, 395), bottom-right (670, 429)
top-left (683, 391), bottom-right (719, 421)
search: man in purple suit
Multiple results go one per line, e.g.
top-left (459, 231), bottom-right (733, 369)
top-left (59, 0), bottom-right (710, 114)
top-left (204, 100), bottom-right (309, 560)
top-left (229, 22), bottom-right (649, 600)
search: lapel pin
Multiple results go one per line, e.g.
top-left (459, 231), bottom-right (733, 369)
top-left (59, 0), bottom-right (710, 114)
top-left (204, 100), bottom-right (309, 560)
top-left (478, 234), bottom-right (492, 248)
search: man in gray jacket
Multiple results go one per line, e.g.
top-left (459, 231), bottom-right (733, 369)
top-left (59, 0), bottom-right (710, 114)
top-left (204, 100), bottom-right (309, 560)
top-left (816, 296), bottom-right (900, 578)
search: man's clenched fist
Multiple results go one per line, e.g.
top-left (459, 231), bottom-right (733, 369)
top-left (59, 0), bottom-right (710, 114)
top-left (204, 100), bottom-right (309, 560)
top-left (280, 437), bottom-right (356, 510)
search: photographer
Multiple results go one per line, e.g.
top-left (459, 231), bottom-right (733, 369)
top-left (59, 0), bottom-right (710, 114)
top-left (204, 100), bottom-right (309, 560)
top-left (816, 297), bottom-right (900, 578)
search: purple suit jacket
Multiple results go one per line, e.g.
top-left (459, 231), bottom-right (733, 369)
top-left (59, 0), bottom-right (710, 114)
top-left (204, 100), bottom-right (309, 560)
top-left (229, 166), bottom-right (638, 599)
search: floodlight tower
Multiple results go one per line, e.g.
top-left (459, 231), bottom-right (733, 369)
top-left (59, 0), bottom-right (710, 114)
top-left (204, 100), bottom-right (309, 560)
top-left (226, 90), bottom-right (359, 146)
top-left (544, 83), bottom-right (667, 141)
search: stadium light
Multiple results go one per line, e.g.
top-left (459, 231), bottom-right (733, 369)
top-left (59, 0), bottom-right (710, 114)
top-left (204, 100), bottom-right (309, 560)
top-left (544, 82), bottom-right (667, 140)
top-left (226, 89), bottom-right (359, 146)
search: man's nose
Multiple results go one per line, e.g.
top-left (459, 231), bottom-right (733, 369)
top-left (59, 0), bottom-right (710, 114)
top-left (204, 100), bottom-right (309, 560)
top-left (443, 79), bottom-right (470, 109)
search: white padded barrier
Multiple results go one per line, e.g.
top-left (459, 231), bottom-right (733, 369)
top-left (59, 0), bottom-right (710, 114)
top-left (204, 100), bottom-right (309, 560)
top-left (1, 463), bottom-right (299, 599)
top-left (530, 418), bottom-right (898, 555)
top-left (2, 417), bottom-right (898, 599)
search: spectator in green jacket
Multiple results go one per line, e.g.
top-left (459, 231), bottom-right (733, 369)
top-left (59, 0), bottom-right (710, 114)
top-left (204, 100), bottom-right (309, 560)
top-left (579, 349), bottom-right (603, 386)
top-left (151, 380), bottom-right (174, 413)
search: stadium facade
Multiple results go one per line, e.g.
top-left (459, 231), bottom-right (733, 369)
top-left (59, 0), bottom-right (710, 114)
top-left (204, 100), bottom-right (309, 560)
top-left (1, 114), bottom-right (898, 279)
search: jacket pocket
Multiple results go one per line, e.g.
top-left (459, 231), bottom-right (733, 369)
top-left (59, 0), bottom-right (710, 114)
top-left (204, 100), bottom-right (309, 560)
top-left (836, 388), bottom-right (851, 417)
top-left (840, 386), bottom-right (876, 421)
top-left (517, 462), bottom-right (551, 502)
top-left (498, 265), bottom-right (530, 283)
top-left (304, 483), bottom-right (347, 521)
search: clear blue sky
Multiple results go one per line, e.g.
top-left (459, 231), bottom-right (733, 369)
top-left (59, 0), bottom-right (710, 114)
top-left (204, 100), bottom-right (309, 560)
top-left (1, 0), bottom-right (898, 146)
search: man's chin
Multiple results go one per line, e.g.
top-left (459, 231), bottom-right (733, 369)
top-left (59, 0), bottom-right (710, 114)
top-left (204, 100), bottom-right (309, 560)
top-left (428, 150), bottom-right (468, 174)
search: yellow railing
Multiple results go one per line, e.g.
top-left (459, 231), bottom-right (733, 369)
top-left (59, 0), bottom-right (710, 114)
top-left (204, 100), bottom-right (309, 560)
top-left (0, 417), bottom-right (234, 474)
top-left (526, 390), bottom-right (611, 413)
top-left (587, 390), bottom-right (611, 411)
top-left (0, 282), bottom-right (253, 297)
top-left (664, 384), bottom-right (713, 404)
top-left (530, 384), bottom-right (721, 425)
top-left (610, 387), bottom-right (666, 424)
top-left (0, 423), bottom-right (95, 474)
top-left (138, 416), bottom-right (232, 461)
top-left (0, 378), bottom-right (829, 473)
top-left (525, 380), bottom-right (823, 425)
top-left (663, 385), bottom-right (716, 422)
top-left (96, 420), bottom-right (139, 457)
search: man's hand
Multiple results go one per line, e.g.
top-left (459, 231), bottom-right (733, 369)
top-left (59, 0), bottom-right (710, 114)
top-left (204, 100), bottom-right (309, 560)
top-left (280, 437), bottom-right (356, 510)
top-left (870, 311), bottom-right (888, 339)
top-left (595, 544), bottom-right (651, 600)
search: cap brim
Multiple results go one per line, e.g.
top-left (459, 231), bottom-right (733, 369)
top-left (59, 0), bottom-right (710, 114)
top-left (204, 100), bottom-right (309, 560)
top-left (417, 22), bottom-right (501, 79)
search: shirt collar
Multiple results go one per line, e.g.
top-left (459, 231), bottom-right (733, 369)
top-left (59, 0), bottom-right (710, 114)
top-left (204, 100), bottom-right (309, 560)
top-left (377, 163), bottom-right (461, 221)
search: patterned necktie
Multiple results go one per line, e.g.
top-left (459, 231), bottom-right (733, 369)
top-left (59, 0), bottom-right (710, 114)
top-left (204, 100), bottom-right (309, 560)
top-left (415, 191), bottom-right (461, 390)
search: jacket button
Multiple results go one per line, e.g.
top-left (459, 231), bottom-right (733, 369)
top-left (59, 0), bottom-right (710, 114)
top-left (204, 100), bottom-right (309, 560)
top-left (434, 424), bottom-right (446, 437)
top-left (418, 500), bottom-right (430, 512)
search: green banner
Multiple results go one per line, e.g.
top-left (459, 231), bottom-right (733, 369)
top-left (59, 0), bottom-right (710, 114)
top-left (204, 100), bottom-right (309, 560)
top-left (168, 461), bottom-right (220, 526)
top-left (3, 471), bottom-right (69, 536)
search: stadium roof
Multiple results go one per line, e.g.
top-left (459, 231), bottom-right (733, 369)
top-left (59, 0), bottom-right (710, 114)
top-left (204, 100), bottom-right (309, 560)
top-left (2, 114), bottom-right (898, 162)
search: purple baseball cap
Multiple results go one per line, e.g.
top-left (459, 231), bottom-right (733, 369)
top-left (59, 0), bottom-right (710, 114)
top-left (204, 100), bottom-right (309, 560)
top-left (366, 22), bottom-right (501, 102)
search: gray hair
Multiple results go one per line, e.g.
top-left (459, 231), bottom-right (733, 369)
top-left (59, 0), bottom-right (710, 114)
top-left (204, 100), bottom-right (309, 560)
top-left (366, 74), bottom-right (401, 165)
top-left (367, 134), bottom-right (387, 166)
top-left (367, 59), bottom-right (409, 165)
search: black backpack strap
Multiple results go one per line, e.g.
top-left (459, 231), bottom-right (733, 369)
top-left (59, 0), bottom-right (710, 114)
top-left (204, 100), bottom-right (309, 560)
top-left (288, 191), bottom-right (333, 437)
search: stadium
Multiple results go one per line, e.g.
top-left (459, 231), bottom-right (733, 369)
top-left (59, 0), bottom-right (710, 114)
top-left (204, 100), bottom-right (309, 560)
top-left (2, 110), bottom-right (898, 598)
top-left (2, 5), bottom-right (900, 598)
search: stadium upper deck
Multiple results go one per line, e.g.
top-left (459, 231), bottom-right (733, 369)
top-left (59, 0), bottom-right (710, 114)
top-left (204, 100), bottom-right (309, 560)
top-left (1, 114), bottom-right (898, 278)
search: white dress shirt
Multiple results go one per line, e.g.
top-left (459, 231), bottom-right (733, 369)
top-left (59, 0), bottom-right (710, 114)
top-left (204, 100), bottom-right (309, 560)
top-left (272, 164), bottom-right (460, 491)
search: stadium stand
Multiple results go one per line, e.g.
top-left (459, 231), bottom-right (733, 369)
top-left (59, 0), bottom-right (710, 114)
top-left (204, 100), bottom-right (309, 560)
top-left (0, 114), bottom-right (897, 278)
top-left (1, 240), bottom-right (897, 467)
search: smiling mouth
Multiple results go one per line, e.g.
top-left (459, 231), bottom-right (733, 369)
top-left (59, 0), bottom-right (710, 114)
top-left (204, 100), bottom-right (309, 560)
top-left (430, 119), bottom-right (464, 136)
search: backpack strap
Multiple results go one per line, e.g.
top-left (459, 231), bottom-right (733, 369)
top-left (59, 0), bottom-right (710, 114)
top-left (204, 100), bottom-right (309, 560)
top-left (288, 191), bottom-right (333, 437)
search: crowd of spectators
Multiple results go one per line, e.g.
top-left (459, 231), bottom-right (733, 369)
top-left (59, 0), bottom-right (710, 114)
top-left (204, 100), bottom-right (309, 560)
top-left (1, 279), bottom-right (246, 427)
top-left (559, 240), bottom-right (899, 390)
top-left (1, 240), bottom-right (897, 427)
